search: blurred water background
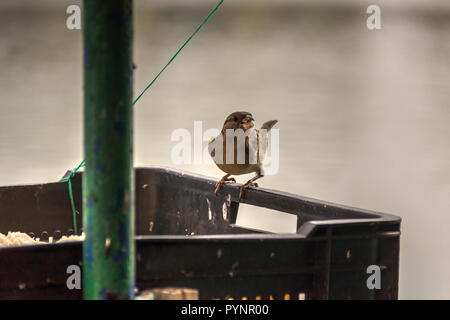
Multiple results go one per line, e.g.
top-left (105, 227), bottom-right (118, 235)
top-left (0, 0), bottom-right (449, 299)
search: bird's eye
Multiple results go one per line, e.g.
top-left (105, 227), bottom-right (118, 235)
top-left (233, 117), bottom-right (238, 121)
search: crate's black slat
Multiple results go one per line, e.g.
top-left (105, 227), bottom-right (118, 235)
top-left (0, 234), bottom-right (397, 300)
top-left (0, 174), bottom-right (82, 236)
top-left (0, 166), bottom-right (401, 299)
top-left (0, 167), bottom-right (401, 237)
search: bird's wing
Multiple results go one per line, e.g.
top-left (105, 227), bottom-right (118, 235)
top-left (258, 128), bottom-right (269, 165)
top-left (209, 135), bottom-right (224, 161)
top-left (258, 120), bottom-right (277, 168)
top-left (246, 128), bottom-right (262, 166)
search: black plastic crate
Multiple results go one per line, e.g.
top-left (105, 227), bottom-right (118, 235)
top-left (0, 167), bottom-right (401, 299)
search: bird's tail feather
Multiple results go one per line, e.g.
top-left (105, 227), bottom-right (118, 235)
top-left (261, 120), bottom-right (278, 131)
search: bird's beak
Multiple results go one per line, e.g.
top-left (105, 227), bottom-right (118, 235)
top-left (241, 115), bottom-right (254, 129)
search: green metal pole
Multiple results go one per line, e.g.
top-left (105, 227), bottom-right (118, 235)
top-left (83, 0), bottom-right (134, 300)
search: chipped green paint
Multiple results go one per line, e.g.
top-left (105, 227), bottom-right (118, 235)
top-left (83, 0), bottom-right (135, 300)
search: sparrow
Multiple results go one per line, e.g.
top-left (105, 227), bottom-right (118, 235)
top-left (208, 111), bottom-right (278, 199)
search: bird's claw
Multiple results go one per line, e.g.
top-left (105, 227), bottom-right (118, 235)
top-left (214, 181), bottom-right (224, 195)
top-left (214, 177), bottom-right (236, 195)
top-left (238, 182), bottom-right (259, 200)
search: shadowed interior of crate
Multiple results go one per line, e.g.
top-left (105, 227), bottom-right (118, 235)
top-left (0, 167), bottom-right (380, 241)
